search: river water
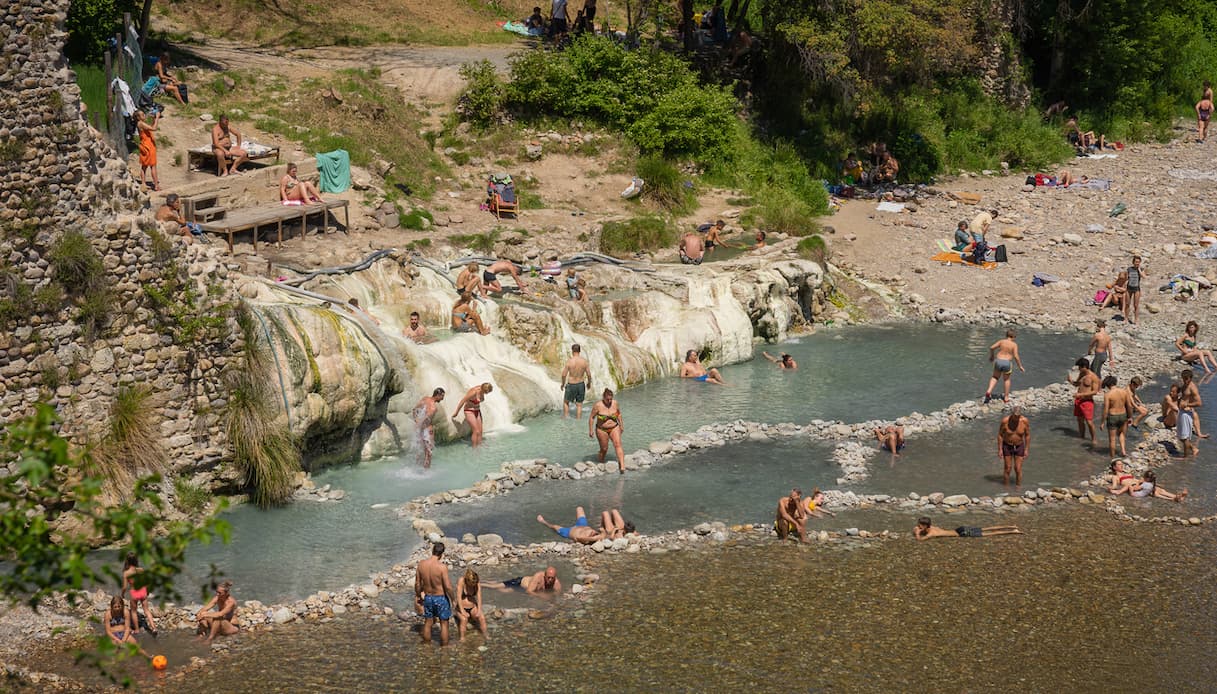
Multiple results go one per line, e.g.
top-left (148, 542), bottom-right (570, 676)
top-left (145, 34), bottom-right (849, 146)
top-left (181, 324), bottom-right (1087, 601)
top-left (156, 512), bottom-right (1217, 692)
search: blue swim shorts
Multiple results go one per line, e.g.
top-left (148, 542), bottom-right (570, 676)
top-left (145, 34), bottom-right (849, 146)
top-left (422, 594), bottom-right (451, 620)
top-left (557, 514), bottom-right (589, 539)
top-left (695, 374), bottom-right (709, 382)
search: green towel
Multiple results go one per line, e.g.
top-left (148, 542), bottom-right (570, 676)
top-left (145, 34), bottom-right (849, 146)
top-left (315, 149), bottom-right (351, 194)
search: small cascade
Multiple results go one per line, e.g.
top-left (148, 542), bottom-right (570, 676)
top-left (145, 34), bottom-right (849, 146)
top-left (241, 254), bottom-right (833, 466)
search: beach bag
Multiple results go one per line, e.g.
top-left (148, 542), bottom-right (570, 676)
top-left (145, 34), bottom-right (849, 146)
top-left (1094, 289), bottom-right (1109, 304)
top-left (993, 244), bottom-right (1007, 263)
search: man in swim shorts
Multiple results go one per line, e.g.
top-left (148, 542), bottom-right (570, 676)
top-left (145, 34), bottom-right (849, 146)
top-left (678, 232), bottom-right (705, 265)
top-left (774, 488), bottom-right (807, 543)
top-left (537, 507), bottom-right (632, 544)
top-left (913, 517), bottom-right (1022, 540)
top-left (486, 566), bottom-right (562, 595)
top-left (873, 425), bottom-right (905, 454)
top-left (997, 406), bottom-right (1030, 485)
top-left (412, 387), bottom-right (446, 468)
top-left (1088, 319), bottom-right (1114, 378)
top-left (679, 350), bottom-right (725, 385)
top-left (415, 543), bottom-right (456, 646)
top-left (984, 329), bottom-right (1024, 404)
top-left (1101, 375), bottom-right (1132, 458)
top-left (560, 343), bottom-right (592, 419)
top-left (1069, 357), bottom-right (1099, 444)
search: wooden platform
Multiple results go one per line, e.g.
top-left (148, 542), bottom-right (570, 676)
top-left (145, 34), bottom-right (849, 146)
top-left (199, 199), bottom-right (350, 254)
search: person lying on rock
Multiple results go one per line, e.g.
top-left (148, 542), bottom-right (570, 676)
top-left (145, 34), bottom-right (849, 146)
top-left (537, 507), bottom-right (633, 544)
top-left (914, 517), bottom-right (1022, 540)
top-left (1108, 470), bottom-right (1188, 501)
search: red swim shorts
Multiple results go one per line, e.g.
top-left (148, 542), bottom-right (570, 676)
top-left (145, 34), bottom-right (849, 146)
top-left (1073, 398), bottom-right (1094, 420)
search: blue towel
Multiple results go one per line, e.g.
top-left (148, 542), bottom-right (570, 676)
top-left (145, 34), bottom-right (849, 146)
top-left (315, 149), bottom-right (351, 193)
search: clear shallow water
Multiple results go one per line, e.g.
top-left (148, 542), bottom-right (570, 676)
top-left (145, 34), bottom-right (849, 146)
top-left (136, 515), bottom-right (1217, 692)
top-left (431, 441), bottom-right (836, 544)
top-left (183, 324), bottom-right (1087, 601)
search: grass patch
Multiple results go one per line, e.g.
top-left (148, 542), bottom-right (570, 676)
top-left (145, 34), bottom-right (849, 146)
top-left (599, 216), bottom-right (677, 257)
top-left (195, 68), bottom-right (448, 199)
top-left (173, 477), bottom-right (212, 514)
top-left (73, 64), bottom-right (108, 130)
top-left (634, 156), bottom-right (696, 214)
top-left (48, 230), bottom-right (104, 294)
top-left (402, 207), bottom-right (434, 230)
top-left (405, 238), bottom-right (432, 251)
top-left (225, 305), bottom-right (300, 508)
top-left (86, 386), bottom-right (166, 489)
top-left (450, 231), bottom-right (500, 254)
top-left (796, 235), bottom-right (831, 265)
top-left (0, 138), bottom-right (24, 163)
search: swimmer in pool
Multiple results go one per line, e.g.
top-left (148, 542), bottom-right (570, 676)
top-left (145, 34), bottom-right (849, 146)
top-left (873, 425), bottom-right (905, 454)
top-left (485, 566), bottom-right (562, 595)
top-left (984, 329), bottom-right (1024, 404)
top-left (914, 517), bottom-right (1022, 540)
top-left (680, 350), bottom-right (726, 385)
top-left (762, 351), bottom-right (797, 370)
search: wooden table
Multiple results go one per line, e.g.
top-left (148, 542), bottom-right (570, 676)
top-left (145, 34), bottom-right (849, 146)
top-left (199, 200), bottom-right (350, 255)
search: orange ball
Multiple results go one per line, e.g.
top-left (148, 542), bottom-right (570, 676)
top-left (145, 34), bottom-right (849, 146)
top-left (151, 655), bottom-right (168, 670)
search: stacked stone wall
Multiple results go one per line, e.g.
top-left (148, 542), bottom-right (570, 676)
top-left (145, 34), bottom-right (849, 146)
top-left (0, 0), bottom-right (241, 483)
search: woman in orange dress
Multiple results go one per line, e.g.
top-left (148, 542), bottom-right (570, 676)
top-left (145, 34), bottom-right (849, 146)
top-left (136, 110), bottom-right (160, 191)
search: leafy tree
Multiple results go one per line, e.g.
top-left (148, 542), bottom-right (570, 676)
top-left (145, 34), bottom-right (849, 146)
top-left (65, 0), bottom-right (140, 65)
top-left (1, 405), bottom-right (229, 682)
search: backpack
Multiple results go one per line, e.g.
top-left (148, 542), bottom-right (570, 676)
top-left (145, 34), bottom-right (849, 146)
top-left (993, 244), bottom-right (1007, 263)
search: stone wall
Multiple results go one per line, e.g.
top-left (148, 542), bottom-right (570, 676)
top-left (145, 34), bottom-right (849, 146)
top-left (0, 0), bottom-right (241, 485)
top-left (976, 0), bottom-right (1032, 108)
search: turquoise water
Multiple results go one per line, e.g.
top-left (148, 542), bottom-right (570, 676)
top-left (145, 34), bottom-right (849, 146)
top-left (181, 324), bottom-right (1092, 601)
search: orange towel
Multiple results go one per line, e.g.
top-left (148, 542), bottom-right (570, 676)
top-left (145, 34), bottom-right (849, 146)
top-left (930, 251), bottom-right (998, 270)
top-left (138, 129), bottom-right (156, 167)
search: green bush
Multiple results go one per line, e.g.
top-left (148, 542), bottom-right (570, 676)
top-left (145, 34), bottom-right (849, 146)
top-left (634, 156), bottom-right (695, 214)
top-left (796, 235), bottom-right (830, 265)
top-left (49, 230), bottom-right (105, 294)
top-left (225, 368), bottom-right (299, 508)
top-left (65, 0), bottom-right (139, 64)
top-left (458, 60), bottom-right (505, 129)
top-left (627, 83), bottom-right (737, 158)
top-left (600, 216), bottom-right (677, 257)
top-left (402, 207), bottom-right (435, 230)
top-left (173, 477), bottom-right (212, 514)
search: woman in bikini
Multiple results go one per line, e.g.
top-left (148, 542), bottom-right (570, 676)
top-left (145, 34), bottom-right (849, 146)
top-left (588, 388), bottom-right (625, 473)
top-left (1197, 93), bottom-right (1213, 142)
top-left (1098, 271), bottom-right (1128, 313)
top-left (279, 162), bottom-right (323, 204)
top-left (451, 293), bottom-right (490, 335)
top-left (1107, 460), bottom-right (1138, 494)
top-left (1110, 470), bottom-right (1188, 502)
top-left (104, 595), bottom-right (149, 655)
top-left (123, 552), bottom-right (158, 636)
top-left (1176, 321), bottom-right (1217, 372)
top-left (456, 569), bottom-right (488, 640)
top-left (453, 383), bottom-right (493, 447)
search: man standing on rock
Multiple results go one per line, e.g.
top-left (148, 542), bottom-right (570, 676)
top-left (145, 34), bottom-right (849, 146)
top-left (997, 406), bottom-right (1030, 485)
top-left (415, 543), bottom-right (456, 646)
top-left (774, 488), bottom-right (807, 543)
top-left (679, 231), bottom-right (705, 265)
top-left (984, 329), bottom-right (1024, 404)
top-left (1126, 255), bottom-right (1146, 324)
top-left (1101, 376), bottom-right (1132, 458)
top-left (1088, 319), bottom-right (1114, 378)
top-left (560, 344), bottom-right (592, 419)
top-left (412, 388), bottom-right (445, 468)
top-left (1068, 358), bottom-right (1100, 444)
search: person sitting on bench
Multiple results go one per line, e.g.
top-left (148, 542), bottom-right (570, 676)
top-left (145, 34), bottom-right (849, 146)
top-left (280, 162), bottom-right (323, 203)
top-left (211, 115), bottom-right (249, 177)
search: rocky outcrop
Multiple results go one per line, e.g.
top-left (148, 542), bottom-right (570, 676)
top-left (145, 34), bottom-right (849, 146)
top-left (0, 0), bottom-right (240, 481)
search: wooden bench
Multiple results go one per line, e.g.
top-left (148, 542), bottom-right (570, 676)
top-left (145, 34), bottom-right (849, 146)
top-left (188, 145), bottom-right (281, 172)
top-left (199, 199), bottom-right (350, 255)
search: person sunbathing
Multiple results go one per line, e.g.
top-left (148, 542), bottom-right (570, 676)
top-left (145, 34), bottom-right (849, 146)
top-left (1109, 470), bottom-right (1187, 501)
top-left (155, 53), bottom-right (186, 105)
top-left (211, 115), bottom-right (248, 177)
top-left (1098, 271), bottom-right (1128, 312)
top-left (279, 162), bottom-right (323, 203)
top-left (914, 517), bottom-right (1022, 540)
